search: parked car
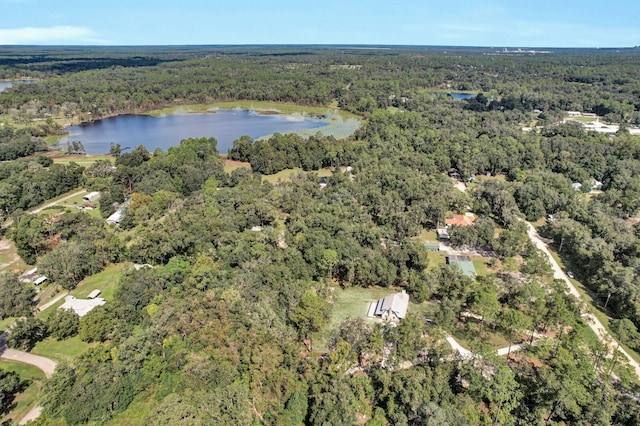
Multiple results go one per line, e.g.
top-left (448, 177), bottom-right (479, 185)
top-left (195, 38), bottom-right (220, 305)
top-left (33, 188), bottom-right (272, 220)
top-left (567, 271), bottom-right (575, 279)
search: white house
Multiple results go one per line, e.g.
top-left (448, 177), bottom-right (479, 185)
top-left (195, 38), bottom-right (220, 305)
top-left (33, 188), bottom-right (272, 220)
top-left (60, 295), bottom-right (105, 317)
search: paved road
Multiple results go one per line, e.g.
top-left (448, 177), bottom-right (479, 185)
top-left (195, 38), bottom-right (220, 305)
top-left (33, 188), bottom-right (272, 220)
top-left (1, 290), bottom-right (65, 425)
top-left (0, 332), bottom-right (57, 377)
top-left (523, 220), bottom-right (640, 379)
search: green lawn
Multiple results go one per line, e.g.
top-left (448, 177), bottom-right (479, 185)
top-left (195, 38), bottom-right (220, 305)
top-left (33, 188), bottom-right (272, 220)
top-left (0, 360), bottom-right (45, 380)
top-left (0, 317), bottom-right (16, 334)
top-left (0, 360), bottom-right (45, 426)
top-left (313, 286), bottom-right (393, 353)
top-left (146, 101), bottom-right (360, 119)
top-left (426, 250), bottom-right (447, 270)
top-left (72, 263), bottom-right (125, 301)
top-left (472, 258), bottom-right (490, 276)
top-left (38, 263), bottom-right (126, 321)
top-left (416, 229), bottom-right (438, 241)
top-left (261, 167), bottom-right (333, 184)
top-left (51, 154), bottom-right (114, 165)
top-left (31, 335), bottom-right (89, 363)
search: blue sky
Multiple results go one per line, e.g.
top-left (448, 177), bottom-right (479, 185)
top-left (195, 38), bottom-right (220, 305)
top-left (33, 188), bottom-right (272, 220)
top-left (1, 0), bottom-right (638, 47)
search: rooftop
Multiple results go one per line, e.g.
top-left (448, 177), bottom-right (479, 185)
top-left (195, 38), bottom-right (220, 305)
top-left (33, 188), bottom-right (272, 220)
top-left (445, 213), bottom-right (476, 227)
top-left (60, 295), bottom-right (106, 317)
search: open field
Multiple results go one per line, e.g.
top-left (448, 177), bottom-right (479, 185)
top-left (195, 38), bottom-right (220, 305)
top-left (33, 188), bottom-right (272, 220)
top-left (0, 238), bottom-right (27, 274)
top-left (38, 263), bottom-right (126, 321)
top-left (147, 101), bottom-right (360, 119)
top-left (49, 153), bottom-right (114, 165)
top-left (223, 158), bottom-right (251, 173)
top-left (39, 192), bottom-right (103, 220)
top-left (31, 335), bottom-right (88, 363)
top-left (0, 317), bottom-right (16, 334)
top-left (313, 286), bottom-right (392, 353)
top-left (261, 167), bottom-right (333, 184)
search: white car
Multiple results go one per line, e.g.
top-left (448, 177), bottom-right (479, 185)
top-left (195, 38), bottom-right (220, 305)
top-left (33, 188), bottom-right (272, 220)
top-left (567, 271), bottom-right (575, 279)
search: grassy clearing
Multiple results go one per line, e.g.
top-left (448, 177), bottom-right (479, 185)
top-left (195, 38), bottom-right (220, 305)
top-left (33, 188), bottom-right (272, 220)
top-left (314, 286), bottom-right (392, 353)
top-left (223, 158), bottom-right (251, 174)
top-left (50, 153), bottom-right (114, 165)
top-left (417, 229), bottom-right (438, 241)
top-left (31, 335), bottom-right (88, 363)
top-left (0, 317), bottom-right (16, 333)
top-left (261, 167), bottom-right (333, 184)
top-left (567, 116), bottom-right (600, 124)
top-left (426, 250), bottom-right (447, 270)
top-left (0, 360), bottom-right (45, 425)
top-left (0, 239), bottom-right (27, 274)
top-left (472, 258), bottom-right (490, 276)
top-left (0, 360), bottom-right (45, 380)
top-left (148, 101), bottom-right (360, 119)
top-left (38, 263), bottom-right (126, 321)
top-left (72, 263), bottom-right (125, 301)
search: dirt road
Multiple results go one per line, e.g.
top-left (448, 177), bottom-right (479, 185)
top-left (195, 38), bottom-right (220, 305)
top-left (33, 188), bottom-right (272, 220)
top-left (2, 188), bottom-right (88, 230)
top-left (523, 220), bottom-right (640, 379)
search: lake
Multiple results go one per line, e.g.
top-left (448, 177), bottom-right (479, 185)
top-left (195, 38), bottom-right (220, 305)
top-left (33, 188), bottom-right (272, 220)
top-left (0, 79), bottom-right (37, 92)
top-left (431, 92), bottom-right (476, 100)
top-left (59, 110), bottom-right (328, 155)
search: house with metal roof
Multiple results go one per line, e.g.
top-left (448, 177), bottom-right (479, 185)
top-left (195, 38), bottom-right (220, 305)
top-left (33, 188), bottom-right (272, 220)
top-left (369, 290), bottom-right (409, 321)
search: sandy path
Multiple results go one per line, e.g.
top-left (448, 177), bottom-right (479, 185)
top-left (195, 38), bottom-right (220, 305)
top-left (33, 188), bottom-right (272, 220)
top-left (523, 220), bottom-right (640, 379)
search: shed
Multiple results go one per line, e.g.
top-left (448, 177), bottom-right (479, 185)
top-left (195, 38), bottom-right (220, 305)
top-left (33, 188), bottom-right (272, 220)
top-left (436, 229), bottom-right (450, 240)
top-left (370, 290), bottom-right (409, 321)
top-left (82, 191), bottom-right (100, 203)
top-left (106, 210), bottom-right (123, 224)
top-left (87, 289), bottom-right (101, 299)
top-left (33, 276), bottom-right (48, 285)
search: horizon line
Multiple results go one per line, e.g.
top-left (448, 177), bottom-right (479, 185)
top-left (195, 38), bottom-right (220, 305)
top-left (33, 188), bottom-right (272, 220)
top-left (0, 43), bottom-right (638, 50)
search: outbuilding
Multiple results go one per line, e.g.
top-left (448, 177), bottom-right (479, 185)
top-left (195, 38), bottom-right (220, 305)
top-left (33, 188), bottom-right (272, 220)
top-left (82, 191), bottom-right (100, 203)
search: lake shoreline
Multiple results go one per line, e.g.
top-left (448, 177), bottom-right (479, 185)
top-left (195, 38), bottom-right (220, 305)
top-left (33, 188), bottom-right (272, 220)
top-left (52, 102), bottom-right (361, 153)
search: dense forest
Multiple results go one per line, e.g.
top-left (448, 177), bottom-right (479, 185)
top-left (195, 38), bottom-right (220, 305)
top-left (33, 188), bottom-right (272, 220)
top-left (1, 46), bottom-right (640, 425)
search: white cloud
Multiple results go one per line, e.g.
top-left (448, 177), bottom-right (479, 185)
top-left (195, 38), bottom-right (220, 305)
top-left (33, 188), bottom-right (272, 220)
top-left (0, 26), bottom-right (103, 44)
